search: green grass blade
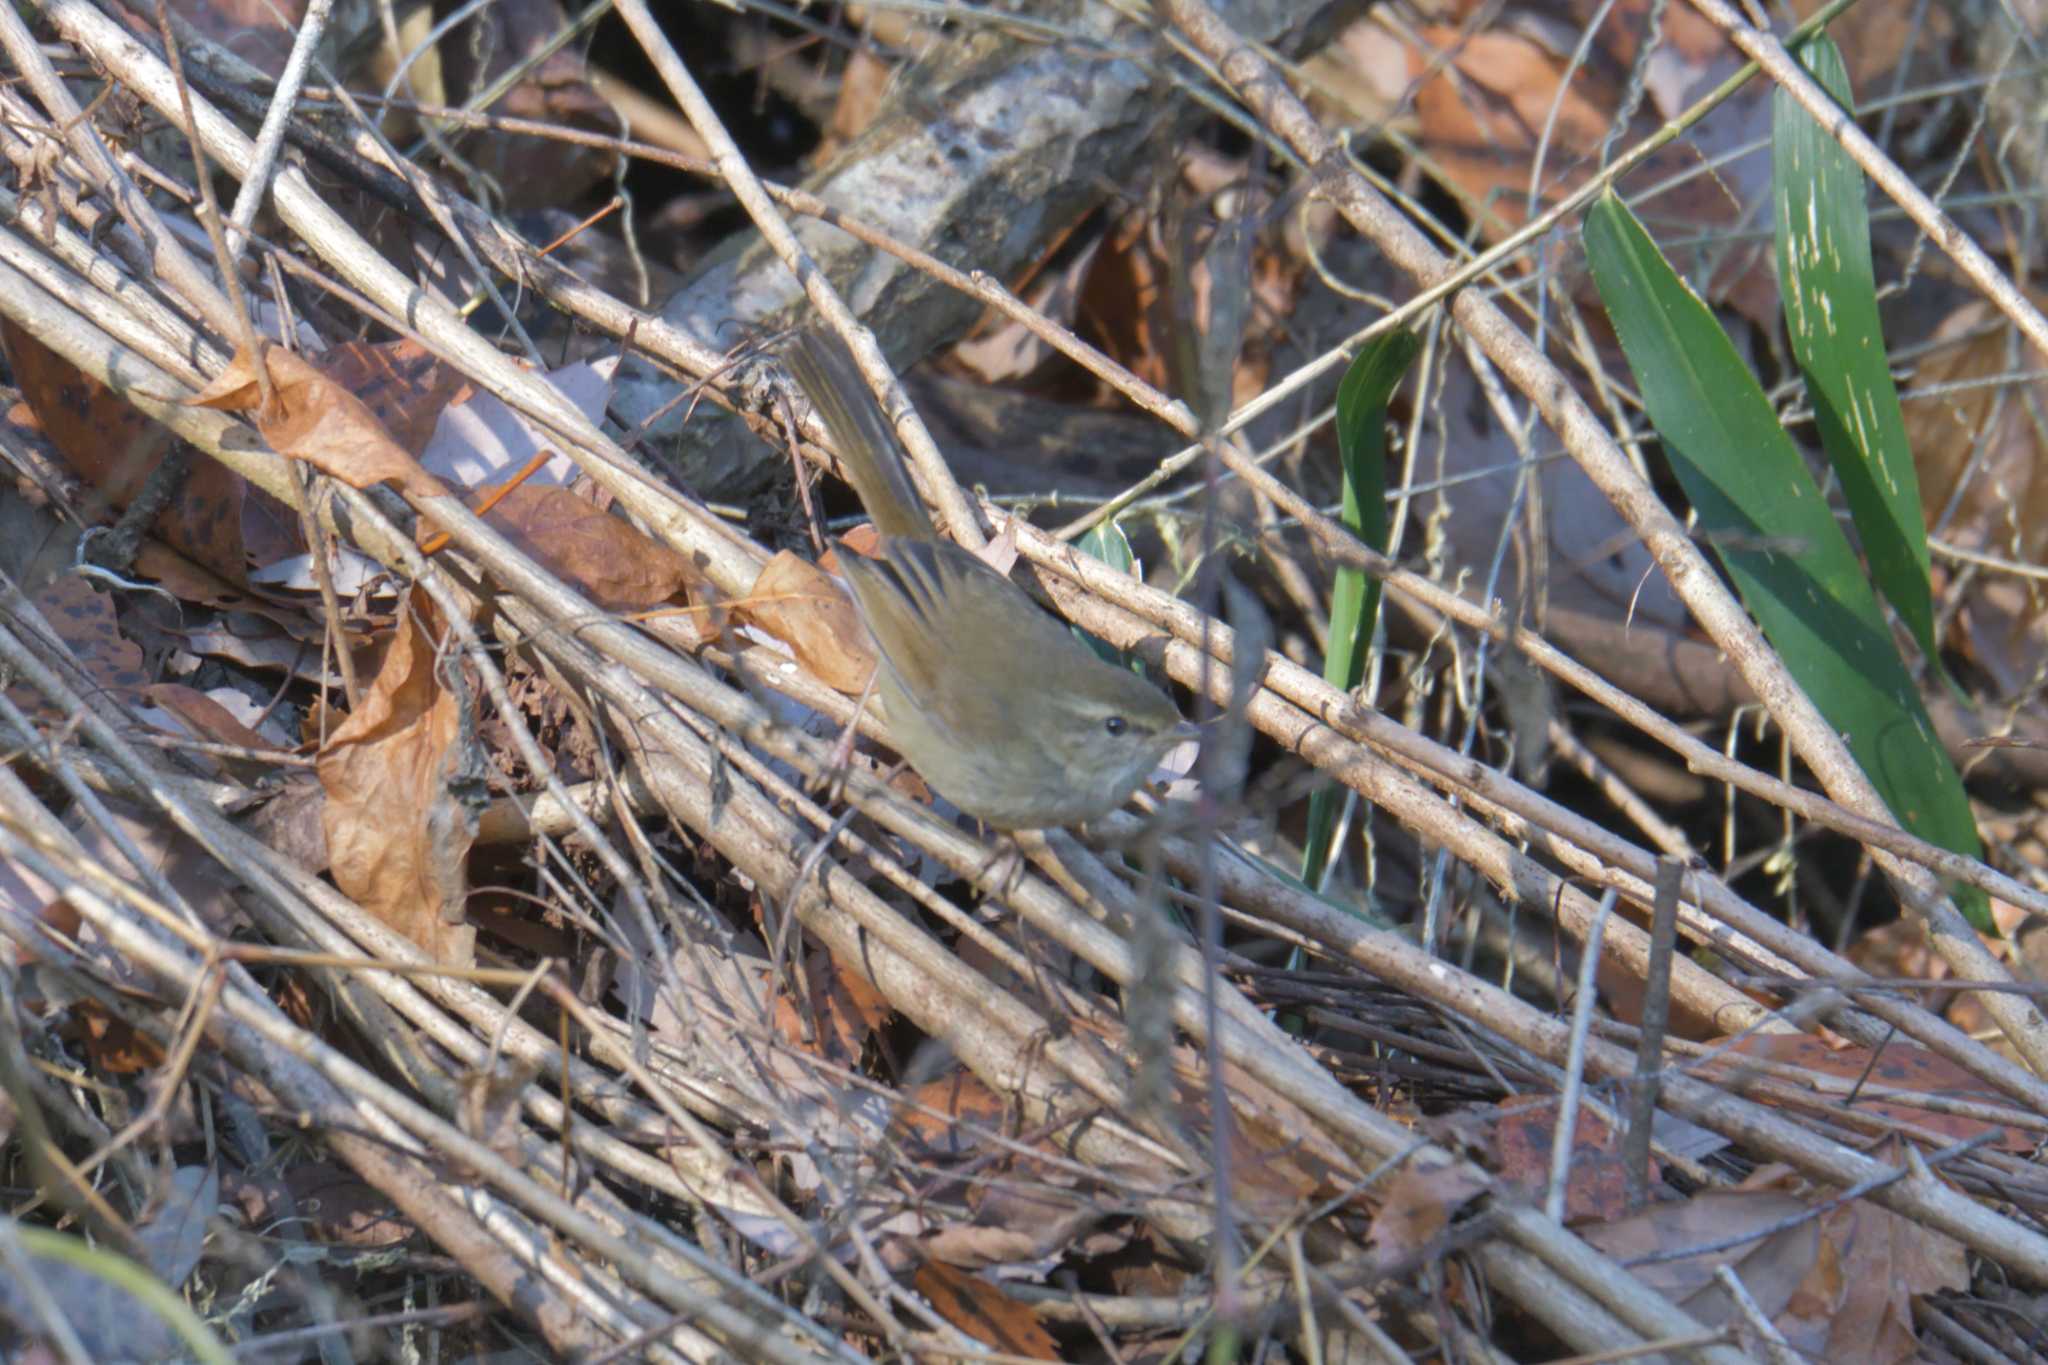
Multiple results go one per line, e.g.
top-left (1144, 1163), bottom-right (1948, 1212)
top-left (1584, 190), bottom-right (1987, 927)
top-left (1301, 328), bottom-right (1419, 891)
top-left (10, 1225), bottom-right (234, 1365)
top-left (1774, 33), bottom-right (1940, 669)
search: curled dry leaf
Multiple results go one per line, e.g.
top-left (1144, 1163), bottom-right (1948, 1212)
top-left (316, 338), bottom-right (475, 457)
top-left (466, 484), bottom-right (694, 610)
top-left (316, 588), bottom-right (477, 965)
top-left (188, 343), bottom-right (448, 499)
top-left (1365, 1151), bottom-right (1489, 1274)
top-left (738, 548), bottom-right (877, 694)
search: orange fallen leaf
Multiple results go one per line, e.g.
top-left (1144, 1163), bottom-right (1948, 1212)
top-left (1487, 1094), bottom-right (1657, 1223)
top-left (316, 589), bottom-right (476, 964)
top-left (737, 549), bottom-right (876, 694)
top-left (1703, 1033), bottom-right (2035, 1152)
top-left (188, 343), bottom-right (448, 499)
top-left (895, 1069), bottom-right (1012, 1157)
top-left (770, 946), bottom-right (892, 1068)
top-left (61, 1001), bottom-right (167, 1075)
top-left (317, 339), bottom-right (475, 457)
top-left (468, 484), bottom-right (694, 609)
top-left (911, 1260), bottom-right (1058, 1360)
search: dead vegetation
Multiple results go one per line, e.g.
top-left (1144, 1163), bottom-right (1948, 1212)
top-left (1, 0), bottom-right (2047, 1361)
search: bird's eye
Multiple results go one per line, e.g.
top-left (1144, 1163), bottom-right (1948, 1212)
top-left (1103, 716), bottom-right (1129, 737)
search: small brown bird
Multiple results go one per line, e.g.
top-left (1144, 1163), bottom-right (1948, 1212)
top-left (785, 329), bottom-right (1192, 829)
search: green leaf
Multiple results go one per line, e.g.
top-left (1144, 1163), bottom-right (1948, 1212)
top-left (1076, 518), bottom-right (1136, 576)
top-left (1584, 190), bottom-right (1988, 927)
top-left (1301, 328), bottom-right (1419, 892)
top-left (1773, 33), bottom-right (1940, 669)
top-left (1073, 518), bottom-right (1144, 669)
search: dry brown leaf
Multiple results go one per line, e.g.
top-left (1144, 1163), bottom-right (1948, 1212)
top-left (1, 796), bottom-right (248, 978)
top-left (1901, 299), bottom-right (2048, 695)
top-left (6, 574), bottom-right (149, 731)
top-left (470, 484), bottom-right (693, 610)
top-left (434, 0), bottom-right (620, 208)
top-left (645, 949), bottom-right (854, 1198)
top-left (224, 1161), bottom-right (412, 1248)
top-left (737, 549), bottom-right (877, 694)
top-left (1797, 1197), bottom-right (1968, 1364)
top-left (316, 589), bottom-right (476, 964)
top-left (1787, 0), bottom-right (1953, 92)
top-left (317, 339), bottom-right (475, 457)
top-left (1365, 1151), bottom-right (1489, 1272)
top-left (60, 1002), bottom-right (167, 1075)
top-left (917, 1200), bottom-right (1105, 1273)
top-left (130, 541), bottom-right (323, 630)
top-left (1486, 1094), bottom-right (1658, 1223)
top-left (457, 1056), bottom-right (545, 1174)
top-left (188, 344), bottom-right (447, 499)
top-left (1215, 1059), bottom-right (1354, 1219)
top-left (1580, 1189), bottom-right (1820, 1325)
top-left (159, 0), bottom-right (306, 80)
top-left (141, 683), bottom-right (277, 751)
top-left (1702, 1033), bottom-right (2035, 1152)
top-left (1408, 28), bottom-right (1613, 237)
top-left (2, 319), bottom-right (248, 582)
top-left (826, 45), bottom-right (894, 150)
top-left (3, 317), bottom-right (175, 510)
top-left (140, 682), bottom-right (285, 783)
top-left (643, 578), bottom-right (728, 650)
top-left (1399, 21), bottom-right (1770, 319)
top-left (770, 946), bottom-right (892, 1068)
top-left (1845, 910), bottom-right (2038, 1043)
top-left (895, 1069), bottom-right (1012, 1156)
top-left (1076, 207), bottom-right (1171, 392)
top-left (1903, 299), bottom-right (2048, 566)
top-left (910, 1260), bottom-right (1059, 1360)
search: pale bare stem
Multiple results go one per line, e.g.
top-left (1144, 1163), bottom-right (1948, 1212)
top-left (151, 0), bottom-right (271, 410)
top-left (0, 1), bottom-right (239, 341)
top-left (225, 0), bottom-right (338, 250)
top-left (6, 0), bottom-right (2047, 1355)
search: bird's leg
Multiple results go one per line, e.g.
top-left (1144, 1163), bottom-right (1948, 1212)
top-left (968, 830), bottom-right (1030, 905)
top-left (815, 662), bottom-right (883, 805)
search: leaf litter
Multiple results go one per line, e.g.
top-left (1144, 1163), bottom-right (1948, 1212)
top-left (0, 0), bottom-right (2042, 1361)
